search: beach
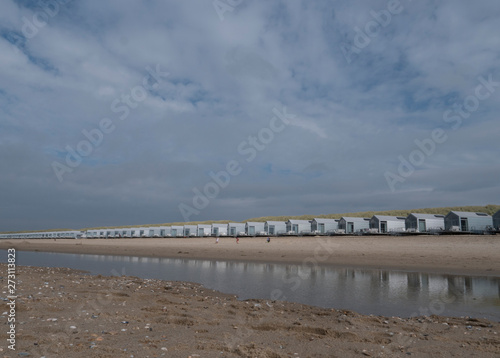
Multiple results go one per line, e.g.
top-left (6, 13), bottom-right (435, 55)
top-left (0, 264), bottom-right (499, 358)
top-left (0, 235), bottom-right (499, 276)
top-left (0, 235), bottom-right (499, 357)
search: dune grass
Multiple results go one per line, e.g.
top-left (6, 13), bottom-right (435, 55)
top-left (245, 204), bottom-right (500, 222)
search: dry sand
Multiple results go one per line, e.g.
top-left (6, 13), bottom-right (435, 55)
top-left (0, 264), bottom-right (499, 358)
top-left (1, 235), bottom-right (499, 276)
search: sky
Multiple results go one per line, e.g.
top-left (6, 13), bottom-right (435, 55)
top-left (1, 0), bottom-right (499, 231)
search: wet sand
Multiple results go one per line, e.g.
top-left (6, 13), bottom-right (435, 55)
top-left (0, 235), bottom-right (499, 276)
top-left (0, 264), bottom-right (499, 358)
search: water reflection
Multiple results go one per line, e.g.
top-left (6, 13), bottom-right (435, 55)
top-left (1, 250), bottom-right (499, 320)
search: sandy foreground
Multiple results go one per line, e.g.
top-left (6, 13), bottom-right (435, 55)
top-left (0, 235), bottom-right (499, 276)
top-left (0, 264), bottom-right (499, 358)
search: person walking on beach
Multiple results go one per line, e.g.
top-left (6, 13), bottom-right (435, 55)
top-left (267, 237), bottom-right (270, 243)
top-left (215, 237), bottom-right (219, 244)
top-left (236, 236), bottom-right (239, 244)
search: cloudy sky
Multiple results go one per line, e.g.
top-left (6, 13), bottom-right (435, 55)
top-left (1, 0), bottom-right (499, 231)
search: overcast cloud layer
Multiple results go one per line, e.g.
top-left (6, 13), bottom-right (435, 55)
top-left (1, 0), bottom-right (499, 231)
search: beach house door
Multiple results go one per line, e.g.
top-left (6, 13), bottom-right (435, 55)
top-left (269, 226), bottom-right (275, 235)
top-left (380, 221), bottom-right (387, 233)
top-left (318, 223), bottom-right (325, 233)
top-left (213, 227), bottom-right (219, 236)
top-left (418, 219), bottom-right (426, 232)
top-left (230, 227), bottom-right (236, 236)
top-left (460, 218), bottom-right (468, 231)
top-left (248, 226), bottom-right (255, 236)
top-left (347, 222), bottom-right (354, 233)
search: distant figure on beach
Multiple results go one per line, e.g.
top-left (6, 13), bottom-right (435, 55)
top-left (215, 237), bottom-right (219, 244)
top-left (236, 237), bottom-right (239, 244)
top-left (267, 237), bottom-right (270, 243)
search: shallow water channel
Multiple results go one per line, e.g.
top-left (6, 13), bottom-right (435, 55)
top-left (1, 250), bottom-right (499, 321)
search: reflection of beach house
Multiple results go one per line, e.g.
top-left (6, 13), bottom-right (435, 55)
top-left (444, 211), bottom-right (493, 232)
top-left (264, 221), bottom-right (286, 235)
top-left (285, 220), bottom-right (312, 234)
top-left (197, 224), bottom-right (212, 236)
top-left (245, 222), bottom-right (265, 236)
top-left (227, 223), bottom-right (246, 236)
top-left (494, 210), bottom-right (500, 230)
top-left (339, 217), bottom-right (370, 234)
top-left (311, 218), bottom-right (339, 234)
top-left (370, 216), bottom-right (406, 233)
top-left (405, 213), bottom-right (445, 232)
top-left (211, 223), bottom-right (228, 236)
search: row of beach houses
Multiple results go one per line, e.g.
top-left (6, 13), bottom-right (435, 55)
top-left (1, 210), bottom-right (500, 240)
